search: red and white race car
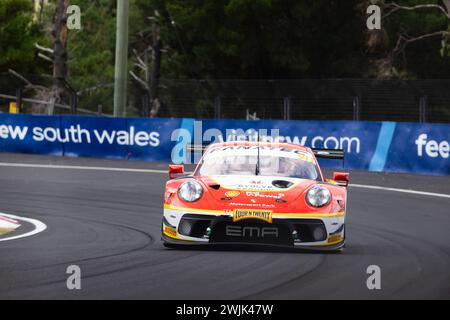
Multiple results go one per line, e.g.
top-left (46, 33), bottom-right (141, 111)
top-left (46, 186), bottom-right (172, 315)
top-left (161, 141), bottom-right (349, 251)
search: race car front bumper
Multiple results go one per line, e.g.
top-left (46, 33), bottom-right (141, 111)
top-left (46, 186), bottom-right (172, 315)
top-left (162, 206), bottom-right (345, 251)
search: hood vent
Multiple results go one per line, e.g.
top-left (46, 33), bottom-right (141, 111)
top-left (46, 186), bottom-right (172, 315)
top-left (272, 180), bottom-right (293, 189)
top-left (209, 184), bottom-right (221, 190)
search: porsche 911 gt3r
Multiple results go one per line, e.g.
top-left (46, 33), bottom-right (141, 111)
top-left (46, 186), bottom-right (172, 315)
top-left (161, 141), bottom-right (349, 251)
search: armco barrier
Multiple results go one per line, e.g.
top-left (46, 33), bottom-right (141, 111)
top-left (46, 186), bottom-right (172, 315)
top-left (0, 114), bottom-right (449, 175)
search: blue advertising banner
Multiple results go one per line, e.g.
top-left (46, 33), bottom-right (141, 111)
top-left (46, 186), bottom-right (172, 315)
top-left (60, 115), bottom-right (129, 159)
top-left (386, 122), bottom-right (450, 175)
top-left (0, 113), bottom-right (449, 175)
top-left (0, 114), bottom-right (63, 156)
top-left (0, 113), bottom-right (183, 162)
top-left (126, 117), bottom-right (183, 162)
top-left (197, 119), bottom-right (382, 171)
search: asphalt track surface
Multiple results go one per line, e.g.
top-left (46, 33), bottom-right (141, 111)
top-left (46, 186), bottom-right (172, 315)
top-left (0, 153), bottom-right (450, 299)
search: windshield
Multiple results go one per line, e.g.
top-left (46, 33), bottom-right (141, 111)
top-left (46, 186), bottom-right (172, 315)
top-left (197, 151), bottom-right (320, 180)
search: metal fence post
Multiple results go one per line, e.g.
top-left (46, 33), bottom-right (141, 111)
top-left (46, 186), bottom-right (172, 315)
top-left (48, 97), bottom-right (55, 115)
top-left (283, 97), bottom-right (291, 120)
top-left (16, 87), bottom-right (23, 113)
top-left (142, 91), bottom-right (150, 118)
top-left (214, 96), bottom-right (221, 119)
top-left (61, 78), bottom-right (78, 115)
top-left (419, 96), bottom-right (427, 123)
top-left (72, 90), bottom-right (78, 115)
top-left (353, 96), bottom-right (360, 121)
top-left (98, 104), bottom-right (103, 116)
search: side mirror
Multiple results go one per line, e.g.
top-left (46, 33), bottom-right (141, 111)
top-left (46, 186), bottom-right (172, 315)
top-left (332, 172), bottom-right (349, 187)
top-left (169, 165), bottom-right (184, 180)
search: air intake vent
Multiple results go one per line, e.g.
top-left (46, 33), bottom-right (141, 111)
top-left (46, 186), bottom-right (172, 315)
top-left (272, 180), bottom-right (293, 188)
top-left (209, 184), bottom-right (221, 190)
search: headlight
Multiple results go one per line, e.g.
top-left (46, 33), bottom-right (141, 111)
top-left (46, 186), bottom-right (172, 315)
top-left (178, 180), bottom-right (203, 202)
top-left (306, 185), bottom-right (331, 207)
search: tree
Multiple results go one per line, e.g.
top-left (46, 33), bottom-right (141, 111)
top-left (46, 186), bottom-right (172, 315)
top-left (385, 1), bottom-right (450, 54)
top-left (135, 0), bottom-right (368, 79)
top-left (129, 9), bottom-right (163, 117)
top-left (50, 0), bottom-right (70, 104)
top-left (368, 0), bottom-right (450, 78)
top-left (66, 0), bottom-right (116, 113)
top-left (0, 0), bottom-right (43, 74)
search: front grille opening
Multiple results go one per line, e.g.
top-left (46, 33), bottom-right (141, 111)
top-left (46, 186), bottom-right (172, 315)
top-left (178, 214), bottom-right (215, 238)
top-left (292, 221), bottom-right (327, 242)
top-left (210, 220), bottom-right (293, 246)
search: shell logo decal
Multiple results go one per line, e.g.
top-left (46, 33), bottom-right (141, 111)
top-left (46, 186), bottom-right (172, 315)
top-left (225, 191), bottom-right (240, 198)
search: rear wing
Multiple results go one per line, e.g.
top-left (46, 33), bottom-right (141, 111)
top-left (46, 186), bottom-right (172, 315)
top-left (311, 148), bottom-right (344, 160)
top-left (186, 144), bottom-right (207, 154)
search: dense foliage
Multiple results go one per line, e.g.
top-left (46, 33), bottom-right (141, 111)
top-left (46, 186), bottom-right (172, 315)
top-left (1, 0), bottom-right (450, 115)
top-left (0, 0), bottom-right (44, 74)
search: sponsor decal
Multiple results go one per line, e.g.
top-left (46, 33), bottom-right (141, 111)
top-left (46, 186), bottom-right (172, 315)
top-left (224, 190), bottom-right (240, 198)
top-left (246, 192), bottom-right (285, 199)
top-left (225, 225), bottom-right (279, 238)
top-left (230, 202), bottom-right (275, 208)
top-left (235, 184), bottom-right (275, 191)
top-left (297, 152), bottom-right (315, 163)
top-left (233, 209), bottom-right (273, 223)
top-left (415, 134), bottom-right (449, 159)
top-left (327, 234), bottom-right (343, 243)
top-left (210, 176), bottom-right (297, 192)
top-left (164, 225), bottom-right (177, 238)
top-left (208, 145), bottom-right (320, 157)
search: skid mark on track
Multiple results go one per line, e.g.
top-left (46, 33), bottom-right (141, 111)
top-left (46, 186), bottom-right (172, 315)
top-left (350, 222), bottom-right (450, 299)
top-left (20, 214), bottom-right (155, 272)
top-left (240, 254), bottom-right (327, 299)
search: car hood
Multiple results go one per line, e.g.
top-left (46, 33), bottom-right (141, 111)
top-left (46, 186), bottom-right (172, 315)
top-left (198, 175), bottom-right (317, 205)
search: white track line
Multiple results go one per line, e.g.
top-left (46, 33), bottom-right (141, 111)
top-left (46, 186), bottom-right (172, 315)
top-left (349, 184), bottom-right (450, 199)
top-left (0, 162), bottom-right (449, 199)
top-left (0, 213), bottom-right (47, 242)
top-left (0, 162), bottom-right (166, 174)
